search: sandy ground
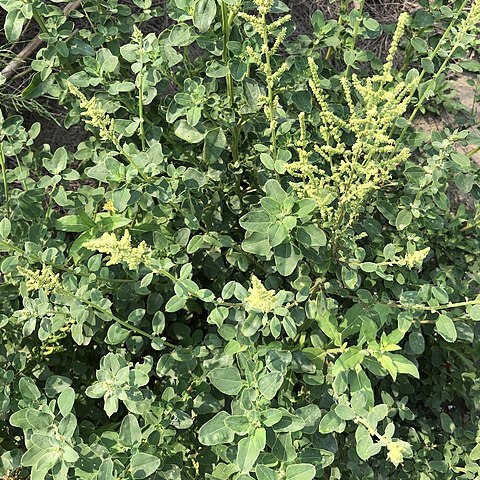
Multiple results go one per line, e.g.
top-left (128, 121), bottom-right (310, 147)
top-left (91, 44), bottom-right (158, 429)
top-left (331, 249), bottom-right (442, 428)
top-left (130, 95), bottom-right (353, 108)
top-left (414, 74), bottom-right (479, 165)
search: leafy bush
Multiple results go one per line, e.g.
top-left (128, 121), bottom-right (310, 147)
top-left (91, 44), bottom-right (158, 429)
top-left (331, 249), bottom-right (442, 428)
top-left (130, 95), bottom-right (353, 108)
top-left (0, 0), bottom-right (480, 479)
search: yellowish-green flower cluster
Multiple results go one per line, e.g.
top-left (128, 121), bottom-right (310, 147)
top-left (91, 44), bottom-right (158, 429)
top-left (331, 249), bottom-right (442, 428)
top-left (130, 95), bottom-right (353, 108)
top-left (459, 0), bottom-right (480, 40)
top-left (383, 12), bottom-right (409, 81)
top-left (287, 14), bottom-right (418, 235)
top-left (244, 276), bottom-right (277, 313)
top-left (103, 200), bottom-right (116, 213)
top-left (17, 265), bottom-right (61, 295)
top-left (251, 0), bottom-right (274, 16)
top-left (41, 319), bottom-right (74, 356)
top-left (401, 247), bottom-right (430, 269)
top-left (131, 25), bottom-right (143, 47)
top-left (239, 0), bottom-right (290, 148)
top-left (67, 83), bottom-right (116, 142)
top-left (84, 230), bottom-right (150, 270)
top-left (386, 441), bottom-right (406, 467)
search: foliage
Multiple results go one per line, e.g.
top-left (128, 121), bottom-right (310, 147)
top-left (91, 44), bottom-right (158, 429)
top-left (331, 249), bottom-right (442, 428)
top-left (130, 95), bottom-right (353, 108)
top-left (0, 0), bottom-right (480, 479)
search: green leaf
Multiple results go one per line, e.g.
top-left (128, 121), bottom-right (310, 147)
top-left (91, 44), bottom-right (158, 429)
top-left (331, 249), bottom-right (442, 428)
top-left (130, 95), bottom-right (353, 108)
top-left (57, 387), bottom-right (75, 417)
top-left (112, 188), bottom-right (131, 212)
top-left (367, 404), bottom-right (388, 427)
top-left (165, 295), bottom-right (187, 312)
top-left (285, 463), bottom-right (316, 480)
top-left (291, 90), bottom-right (312, 112)
top-left (26, 410), bottom-right (53, 430)
top-left (130, 453), bottom-right (161, 479)
top-left (258, 372), bottom-right (283, 400)
top-left (264, 179), bottom-right (287, 203)
top-left (9, 409), bottom-right (31, 429)
top-left (5, 9), bottom-right (25, 42)
top-left (331, 349), bottom-right (365, 376)
top-left (193, 0), bottom-right (216, 32)
top-left (355, 424), bottom-right (380, 460)
top-left (296, 224), bottom-right (326, 247)
top-left (0, 217), bottom-right (11, 239)
top-left (19, 377), bottom-right (41, 401)
top-left (385, 353), bottom-right (420, 378)
top-left (344, 50), bottom-right (356, 66)
top-left (21, 71), bottom-right (55, 100)
top-left (466, 303), bottom-right (480, 321)
top-left (363, 17), bottom-right (380, 31)
top-left (335, 404), bottom-right (356, 421)
top-left (206, 60), bottom-right (229, 78)
top-left (203, 128), bottom-right (226, 164)
top-left (319, 410), bottom-right (343, 434)
top-left (198, 411), bottom-right (235, 445)
top-left (169, 24), bottom-right (195, 47)
top-left (256, 465), bottom-right (278, 480)
top-left (408, 332), bottom-right (425, 354)
top-left (295, 405), bottom-right (321, 434)
top-left (97, 48), bottom-right (118, 74)
top-left (435, 314), bottom-right (457, 342)
top-left (242, 232), bottom-right (271, 256)
top-left (45, 376), bottom-right (72, 397)
top-left (359, 262), bottom-right (377, 273)
top-left (55, 215), bottom-right (92, 233)
top-left (98, 458), bottom-right (114, 480)
top-left (268, 223), bottom-right (288, 248)
top-left (411, 36), bottom-right (429, 53)
top-left (224, 415), bottom-right (250, 433)
top-left (260, 152), bottom-right (275, 170)
top-left (106, 323), bottom-right (131, 345)
top-left (230, 60), bottom-right (248, 81)
top-left (58, 413), bottom-right (77, 439)
top-left (242, 312), bottom-right (263, 337)
top-left (174, 120), bottom-right (206, 143)
top-left (240, 211), bottom-right (272, 233)
top-left (44, 147), bottom-right (68, 174)
top-left (208, 367), bottom-right (243, 395)
top-left (273, 413), bottom-right (305, 433)
top-left (274, 243), bottom-right (302, 276)
top-left (395, 210), bottom-right (412, 230)
top-left (470, 443), bottom-right (480, 461)
top-left (94, 214), bottom-right (131, 232)
top-left (236, 436), bottom-right (261, 473)
top-left (119, 414), bottom-right (142, 447)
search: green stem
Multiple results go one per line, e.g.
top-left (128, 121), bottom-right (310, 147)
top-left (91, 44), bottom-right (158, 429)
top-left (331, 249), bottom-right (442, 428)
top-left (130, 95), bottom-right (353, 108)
top-left (43, 186), bottom-right (54, 222)
top-left (467, 145), bottom-right (480, 158)
top-left (345, 0), bottom-right (365, 79)
top-left (32, 8), bottom-right (48, 34)
top-left (0, 143), bottom-right (10, 218)
top-left (183, 46), bottom-right (192, 77)
top-left (261, 14), bottom-right (277, 161)
top-left (325, 0), bottom-right (350, 62)
top-left (221, 2), bottom-right (240, 164)
top-left (221, 2), bottom-right (234, 109)
top-left (412, 298), bottom-right (480, 312)
top-left (138, 56), bottom-right (146, 151)
top-left (354, 416), bottom-right (390, 446)
top-left (74, 294), bottom-right (175, 348)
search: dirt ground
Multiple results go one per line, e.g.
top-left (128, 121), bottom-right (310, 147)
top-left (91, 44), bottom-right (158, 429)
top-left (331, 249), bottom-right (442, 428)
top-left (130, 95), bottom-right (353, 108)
top-left (414, 75), bottom-right (480, 166)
